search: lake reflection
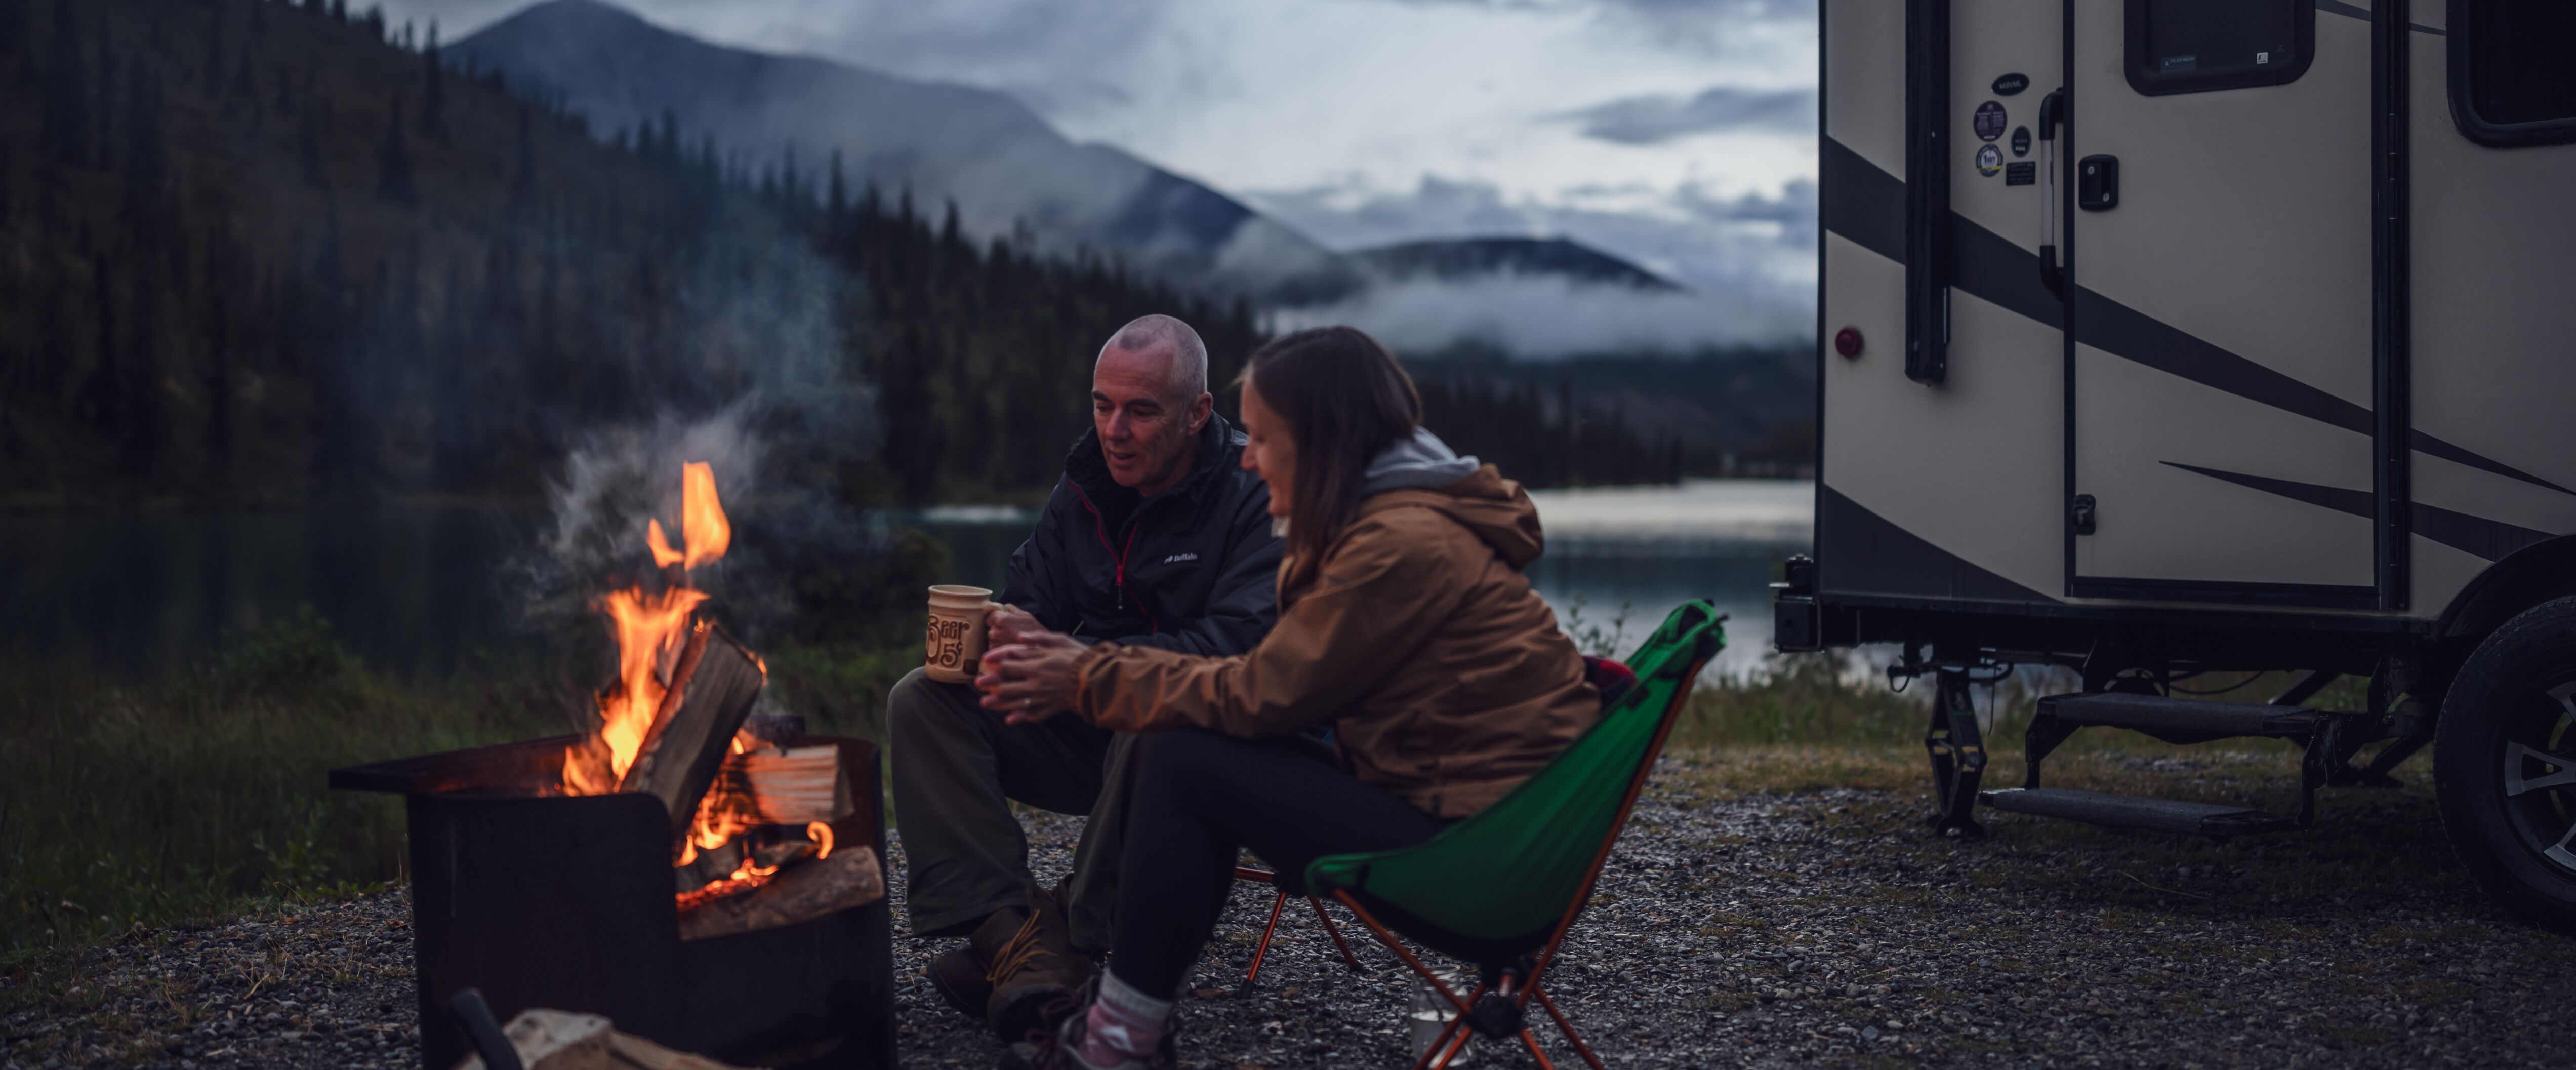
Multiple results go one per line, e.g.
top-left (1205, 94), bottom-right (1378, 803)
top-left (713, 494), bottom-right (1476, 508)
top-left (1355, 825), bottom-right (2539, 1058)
top-left (0, 510), bottom-right (545, 679)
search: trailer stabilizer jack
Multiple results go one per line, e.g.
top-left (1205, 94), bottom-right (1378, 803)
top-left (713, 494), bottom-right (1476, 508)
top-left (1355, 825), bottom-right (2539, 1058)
top-left (1925, 667), bottom-right (1988, 839)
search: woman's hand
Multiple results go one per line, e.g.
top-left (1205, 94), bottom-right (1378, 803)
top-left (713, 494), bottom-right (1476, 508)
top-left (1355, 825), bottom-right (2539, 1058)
top-left (977, 642), bottom-right (1084, 725)
top-left (987, 604), bottom-right (1082, 652)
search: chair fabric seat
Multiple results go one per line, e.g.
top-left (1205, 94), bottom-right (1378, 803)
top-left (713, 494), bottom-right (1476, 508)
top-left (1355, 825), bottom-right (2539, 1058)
top-left (1302, 602), bottom-right (1724, 962)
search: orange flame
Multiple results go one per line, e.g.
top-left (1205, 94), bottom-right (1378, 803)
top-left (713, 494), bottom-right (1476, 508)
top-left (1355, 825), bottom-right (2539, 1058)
top-left (561, 462), bottom-right (734, 797)
top-left (677, 462), bottom-right (730, 570)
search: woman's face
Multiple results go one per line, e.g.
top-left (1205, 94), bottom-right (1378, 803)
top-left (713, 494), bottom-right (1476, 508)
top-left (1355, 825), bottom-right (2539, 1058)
top-left (1239, 373), bottom-right (1296, 519)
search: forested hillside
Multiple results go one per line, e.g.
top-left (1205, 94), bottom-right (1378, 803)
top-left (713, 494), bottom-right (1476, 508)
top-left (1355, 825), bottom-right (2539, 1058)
top-left (0, 0), bottom-right (1727, 511)
top-left (0, 0), bottom-right (1261, 510)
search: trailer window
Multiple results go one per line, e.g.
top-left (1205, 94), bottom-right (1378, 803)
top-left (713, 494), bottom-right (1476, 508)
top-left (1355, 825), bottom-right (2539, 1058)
top-left (2124, 0), bottom-right (2313, 96)
top-left (2450, 0), bottom-right (2576, 146)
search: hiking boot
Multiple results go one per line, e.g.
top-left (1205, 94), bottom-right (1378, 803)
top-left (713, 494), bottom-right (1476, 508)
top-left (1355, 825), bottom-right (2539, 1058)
top-left (984, 881), bottom-right (1097, 1043)
top-left (925, 945), bottom-right (995, 1021)
top-left (994, 994), bottom-right (1175, 1070)
top-left (920, 902), bottom-right (1032, 1023)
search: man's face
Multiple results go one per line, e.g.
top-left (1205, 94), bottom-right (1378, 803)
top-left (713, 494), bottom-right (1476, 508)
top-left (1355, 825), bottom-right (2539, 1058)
top-left (1093, 345), bottom-right (1209, 495)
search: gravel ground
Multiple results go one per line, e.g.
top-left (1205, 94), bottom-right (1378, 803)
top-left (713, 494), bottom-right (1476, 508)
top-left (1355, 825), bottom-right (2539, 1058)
top-left (9, 748), bottom-right (2576, 1069)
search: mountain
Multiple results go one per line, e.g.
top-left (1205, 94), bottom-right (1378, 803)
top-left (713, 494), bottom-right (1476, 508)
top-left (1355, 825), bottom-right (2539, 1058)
top-left (1351, 237), bottom-right (1681, 291)
top-left (454, 0), bottom-right (1359, 303)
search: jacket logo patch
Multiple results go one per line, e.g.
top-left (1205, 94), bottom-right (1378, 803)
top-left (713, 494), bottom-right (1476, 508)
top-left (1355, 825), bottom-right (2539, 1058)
top-left (1162, 552), bottom-right (1200, 564)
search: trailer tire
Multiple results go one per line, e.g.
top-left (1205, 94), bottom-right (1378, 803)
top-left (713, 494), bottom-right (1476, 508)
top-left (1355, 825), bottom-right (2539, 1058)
top-left (2436, 596), bottom-right (2576, 933)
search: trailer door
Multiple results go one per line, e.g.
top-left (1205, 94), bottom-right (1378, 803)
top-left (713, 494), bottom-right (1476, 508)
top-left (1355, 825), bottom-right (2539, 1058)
top-left (2065, 0), bottom-right (2379, 606)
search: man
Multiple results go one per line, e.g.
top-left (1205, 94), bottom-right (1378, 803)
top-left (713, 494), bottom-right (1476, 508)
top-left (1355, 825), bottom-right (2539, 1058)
top-left (888, 313), bottom-right (1283, 1041)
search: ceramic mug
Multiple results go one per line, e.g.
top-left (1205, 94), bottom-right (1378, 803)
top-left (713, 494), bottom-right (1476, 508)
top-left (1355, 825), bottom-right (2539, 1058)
top-left (923, 584), bottom-right (997, 683)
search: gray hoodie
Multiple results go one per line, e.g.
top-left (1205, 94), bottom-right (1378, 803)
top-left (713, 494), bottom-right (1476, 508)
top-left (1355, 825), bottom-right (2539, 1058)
top-left (1360, 428), bottom-right (1482, 495)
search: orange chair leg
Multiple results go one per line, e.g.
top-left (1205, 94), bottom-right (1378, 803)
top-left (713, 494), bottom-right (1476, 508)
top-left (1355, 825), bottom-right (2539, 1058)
top-left (1304, 896), bottom-right (1364, 970)
top-left (1514, 1029), bottom-right (1559, 1070)
top-left (1241, 890), bottom-right (1289, 987)
top-left (1531, 984), bottom-right (1605, 1070)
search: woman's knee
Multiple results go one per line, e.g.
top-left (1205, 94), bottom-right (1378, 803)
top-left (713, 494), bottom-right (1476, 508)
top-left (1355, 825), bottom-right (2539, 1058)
top-left (1131, 727), bottom-right (1236, 804)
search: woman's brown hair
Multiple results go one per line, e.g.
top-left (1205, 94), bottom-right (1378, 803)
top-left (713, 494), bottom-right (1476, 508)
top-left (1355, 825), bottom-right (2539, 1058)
top-left (1236, 326), bottom-right (1422, 594)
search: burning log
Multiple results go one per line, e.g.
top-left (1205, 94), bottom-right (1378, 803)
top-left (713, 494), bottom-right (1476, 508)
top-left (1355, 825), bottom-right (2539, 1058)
top-left (455, 1008), bottom-right (750, 1070)
top-left (676, 844), bottom-right (885, 943)
top-left (617, 624), bottom-right (766, 833)
top-left (725, 745), bottom-right (851, 826)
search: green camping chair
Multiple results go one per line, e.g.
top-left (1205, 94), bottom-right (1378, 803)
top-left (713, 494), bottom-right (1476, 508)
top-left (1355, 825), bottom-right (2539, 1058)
top-left (1302, 600), bottom-right (1724, 1070)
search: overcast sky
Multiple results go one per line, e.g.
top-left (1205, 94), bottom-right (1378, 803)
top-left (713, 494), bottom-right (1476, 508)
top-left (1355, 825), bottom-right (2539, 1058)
top-left (375, 0), bottom-right (1819, 300)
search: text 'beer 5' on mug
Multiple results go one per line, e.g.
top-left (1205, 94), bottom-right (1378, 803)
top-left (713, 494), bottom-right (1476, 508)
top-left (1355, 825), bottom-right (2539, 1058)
top-left (923, 585), bottom-right (997, 683)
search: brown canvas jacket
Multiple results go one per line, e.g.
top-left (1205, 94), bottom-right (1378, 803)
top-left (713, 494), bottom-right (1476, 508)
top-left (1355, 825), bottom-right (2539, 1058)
top-left (1066, 464), bottom-right (1599, 818)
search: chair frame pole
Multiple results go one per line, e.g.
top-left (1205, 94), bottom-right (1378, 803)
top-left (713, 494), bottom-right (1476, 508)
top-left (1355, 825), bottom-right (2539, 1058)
top-left (1304, 895), bottom-right (1365, 970)
top-left (1242, 890), bottom-right (1289, 986)
top-left (1232, 865), bottom-right (1364, 984)
top-left (1329, 653), bottom-right (1709, 1070)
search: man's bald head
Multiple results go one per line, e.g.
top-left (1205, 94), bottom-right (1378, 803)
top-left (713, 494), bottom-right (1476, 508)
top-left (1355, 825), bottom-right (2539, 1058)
top-left (1091, 314), bottom-right (1215, 496)
top-left (1098, 313), bottom-right (1208, 403)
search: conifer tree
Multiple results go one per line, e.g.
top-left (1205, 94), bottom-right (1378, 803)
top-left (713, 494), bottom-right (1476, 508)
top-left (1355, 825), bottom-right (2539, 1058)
top-left (41, 0), bottom-right (89, 166)
top-left (420, 21), bottom-right (442, 136)
top-left (377, 96), bottom-right (415, 204)
top-left (202, 3), bottom-right (224, 96)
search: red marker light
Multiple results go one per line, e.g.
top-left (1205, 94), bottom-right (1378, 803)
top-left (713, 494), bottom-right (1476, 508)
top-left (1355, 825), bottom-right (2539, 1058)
top-left (1834, 327), bottom-right (1864, 359)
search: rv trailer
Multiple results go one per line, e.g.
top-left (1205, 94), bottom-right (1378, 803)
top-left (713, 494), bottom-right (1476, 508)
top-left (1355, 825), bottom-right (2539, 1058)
top-left (1779, 0), bottom-right (2576, 927)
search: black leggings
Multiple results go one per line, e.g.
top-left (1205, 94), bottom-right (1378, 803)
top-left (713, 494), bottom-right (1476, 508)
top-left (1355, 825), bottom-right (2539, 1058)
top-left (1109, 727), bottom-right (1446, 997)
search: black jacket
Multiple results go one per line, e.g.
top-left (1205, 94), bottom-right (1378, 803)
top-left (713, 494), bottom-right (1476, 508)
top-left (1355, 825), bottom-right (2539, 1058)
top-left (1000, 413), bottom-right (1282, 655)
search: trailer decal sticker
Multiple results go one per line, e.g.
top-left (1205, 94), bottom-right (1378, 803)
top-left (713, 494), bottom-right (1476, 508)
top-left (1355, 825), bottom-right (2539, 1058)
top-left (2160, 463), bottom-right (2554, 563)
top-left (2011, 126), bottom-right (2032, 157)
top-left (1973, 101), bottom-right (2007, 141)
top-left (1976, 144), bottom-right (2003, 177)
top-left (1992, 73), bottom-right (2029, 96)
top-left (2006, 162), bottom-right (2036, 186)
top-left (1824, 136), bottom-right (2567, 500)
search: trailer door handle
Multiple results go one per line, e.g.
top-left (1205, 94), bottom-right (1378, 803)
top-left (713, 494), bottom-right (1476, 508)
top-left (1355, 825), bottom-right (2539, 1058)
top-left (2071, 494), bottom-right (2098, 535)
top-left (2078, 155), bottom-right (2118, 211)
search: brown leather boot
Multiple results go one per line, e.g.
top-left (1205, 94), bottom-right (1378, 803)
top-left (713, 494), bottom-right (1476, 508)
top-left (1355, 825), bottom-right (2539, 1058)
top-left (926, 903), bottom-right (1032, 1022)
top-left (984, 881), bottom-right (1097, 1043)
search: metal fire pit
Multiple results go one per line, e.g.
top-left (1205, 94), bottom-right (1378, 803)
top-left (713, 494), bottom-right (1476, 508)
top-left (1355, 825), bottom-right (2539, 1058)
top-left (332, 735), bottom-right (894, 1070)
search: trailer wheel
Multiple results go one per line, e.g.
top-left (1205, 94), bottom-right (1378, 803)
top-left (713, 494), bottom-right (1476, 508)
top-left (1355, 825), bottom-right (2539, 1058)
top-left (2437, 596), bottom-right (2576, 932)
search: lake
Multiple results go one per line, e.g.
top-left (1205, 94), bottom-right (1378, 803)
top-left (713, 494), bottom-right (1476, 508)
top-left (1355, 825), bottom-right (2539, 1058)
top-left (1, 481), bottom-right (1811, 679)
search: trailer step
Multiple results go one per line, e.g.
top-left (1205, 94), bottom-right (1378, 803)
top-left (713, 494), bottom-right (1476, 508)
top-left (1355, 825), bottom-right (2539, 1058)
top-left (2035, 691), bottom-right (2323, 744)
top-left (1979, 788), bottom-right (2298, 837)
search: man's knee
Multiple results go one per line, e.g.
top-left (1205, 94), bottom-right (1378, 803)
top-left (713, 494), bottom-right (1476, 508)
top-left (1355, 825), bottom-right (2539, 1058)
top-left (887, 667), bottom-right (985, 756)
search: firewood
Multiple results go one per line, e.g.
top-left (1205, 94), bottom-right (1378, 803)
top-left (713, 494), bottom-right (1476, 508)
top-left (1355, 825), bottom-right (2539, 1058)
top-left (607, 1033), bottom-right (751, 1070)
top-left (676, 845), bottom-right (884, 942)
top-left (451, 1009), bottom-right (749, 1070)
top-left (618, 624), bottom-right (765, 832)
top-left (732, 745), bottom-right (851, 826)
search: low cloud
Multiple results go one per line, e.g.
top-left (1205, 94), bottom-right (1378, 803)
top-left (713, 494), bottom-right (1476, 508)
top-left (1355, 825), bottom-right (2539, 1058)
top-left (1248, 174), bottom-right (1816, 290)
top-left (1561, 85), bottom-right (1815, 143)
top-left (1275, 272), bottom-right (1809, 359)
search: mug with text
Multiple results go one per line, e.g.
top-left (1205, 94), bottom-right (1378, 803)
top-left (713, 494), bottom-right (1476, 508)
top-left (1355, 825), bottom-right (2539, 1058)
top-left (923, 584), bottom-right (997, 684)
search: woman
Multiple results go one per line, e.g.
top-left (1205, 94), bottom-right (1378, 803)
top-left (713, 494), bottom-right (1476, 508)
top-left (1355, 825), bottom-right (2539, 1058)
top-left (977, 326), bottom-right (1597, 1069)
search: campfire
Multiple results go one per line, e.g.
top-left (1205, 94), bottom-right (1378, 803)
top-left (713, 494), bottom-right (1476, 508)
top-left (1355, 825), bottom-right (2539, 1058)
top-left (552, 461), bottom-right (879, 939)
top-left (332, 461), bottom-right (894, 1069)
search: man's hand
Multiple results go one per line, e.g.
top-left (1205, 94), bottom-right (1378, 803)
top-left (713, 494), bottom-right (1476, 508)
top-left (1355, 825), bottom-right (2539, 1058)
top-left (987, 604), bottom-right (1081, 652)
top-left (977, 643), bottom-right (1084, 725)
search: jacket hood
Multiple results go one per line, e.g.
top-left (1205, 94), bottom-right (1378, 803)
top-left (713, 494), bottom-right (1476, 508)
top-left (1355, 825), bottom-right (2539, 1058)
top-left (1360, 428), bottom-right (1483, 495)
top-left (1366, 458), bottom-right (1546, 570)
